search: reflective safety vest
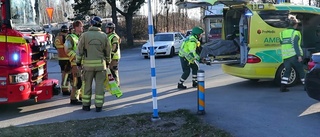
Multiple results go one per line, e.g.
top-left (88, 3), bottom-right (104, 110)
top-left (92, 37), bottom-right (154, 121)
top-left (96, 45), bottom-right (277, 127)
top-left (280, 29), bottom-right (302, 59)
top-left (108, 33), bottom-right (121, 60)
top-left (178, 35), bottom-right (200, 63)
top-left (54, 32), bottom-right (69, 60)
top-left (66, 34), bottom-right (79, 65)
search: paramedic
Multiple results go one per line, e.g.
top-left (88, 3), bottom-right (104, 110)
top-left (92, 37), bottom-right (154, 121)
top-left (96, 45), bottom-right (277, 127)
top-left (76, 16), bottom-right (111, 112)
top-left (64, 20), bottom-right (84, 105)
top-left (177, 26), bottom-right (204, 89)
top-left (55, 25), bottom-right (71, 95)
top-left (279, 16), bottom-right (305, 92)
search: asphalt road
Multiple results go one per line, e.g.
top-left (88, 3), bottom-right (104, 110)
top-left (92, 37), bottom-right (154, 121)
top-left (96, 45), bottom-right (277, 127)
top-left (0, 47), bottom-right (319, 137)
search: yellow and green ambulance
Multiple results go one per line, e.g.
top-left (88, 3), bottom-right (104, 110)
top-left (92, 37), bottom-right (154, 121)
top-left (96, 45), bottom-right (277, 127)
top-left (219, 1), bottom-right (320, 86)
top-left (177, 0), bottom-right (320, 86)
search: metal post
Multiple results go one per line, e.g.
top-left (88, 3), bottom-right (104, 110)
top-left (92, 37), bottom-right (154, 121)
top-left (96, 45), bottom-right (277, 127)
top-left (148, 0), bottom-right (160, 121)
top-left (197, 70), bottom-right (205, 115)
top-left (46, 0), bottom-right (52, 33)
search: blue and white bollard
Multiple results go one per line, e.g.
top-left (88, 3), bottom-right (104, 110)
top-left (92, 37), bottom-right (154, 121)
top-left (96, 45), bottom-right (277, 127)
top-left (147, 0), bottom-right (160, 121)
top-left (197, 70), bottom-right (205, 115)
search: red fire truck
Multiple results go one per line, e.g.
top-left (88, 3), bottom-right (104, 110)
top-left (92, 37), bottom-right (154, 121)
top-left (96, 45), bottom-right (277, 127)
top-left (0, 0), bottom-right (60, 104)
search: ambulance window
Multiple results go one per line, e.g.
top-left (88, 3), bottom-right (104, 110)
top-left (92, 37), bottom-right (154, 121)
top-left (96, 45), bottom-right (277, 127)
top-left (258, 10), bottom-right (289, 28)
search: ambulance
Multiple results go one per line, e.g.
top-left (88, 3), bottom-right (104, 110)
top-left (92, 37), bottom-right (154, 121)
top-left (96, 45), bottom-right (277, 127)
top-left (177, 0), bottom-right (320, 86)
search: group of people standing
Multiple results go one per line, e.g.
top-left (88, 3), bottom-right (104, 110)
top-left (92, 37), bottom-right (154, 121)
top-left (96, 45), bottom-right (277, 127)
top-left (54, 16), bottom-right (121, 112)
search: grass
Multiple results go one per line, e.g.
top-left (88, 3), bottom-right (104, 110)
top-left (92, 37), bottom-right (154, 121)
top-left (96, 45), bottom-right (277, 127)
top-left (0, 109), bottom-right (232, 137)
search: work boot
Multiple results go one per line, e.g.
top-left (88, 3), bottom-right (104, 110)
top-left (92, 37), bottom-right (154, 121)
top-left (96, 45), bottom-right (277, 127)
top-left (177, 83), bottom-right (187, 89)
top-left (82, 106), bottom-right (91, 111)
top-left (70, 99), bottom-right (82, 105)
top-left (192, 81), bottom-right (198, 88)
top-left (280, 84), bottom-right (289, 92)
top-left (96, 107), bottom-right (102, 112)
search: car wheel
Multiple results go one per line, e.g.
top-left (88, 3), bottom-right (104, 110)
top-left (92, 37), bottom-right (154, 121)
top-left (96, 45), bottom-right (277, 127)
top-left (169, 47), bottom-right (175, 57)
top-left (274, 64), bottom-right (298, 87)
top-left (144, 56), bottom-right (149, 59)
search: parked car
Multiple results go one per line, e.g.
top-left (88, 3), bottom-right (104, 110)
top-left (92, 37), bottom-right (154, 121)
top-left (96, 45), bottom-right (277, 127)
top-left (305, 52), bottom-right (320, 101)
top-left (185, 30), bottom-right (192, 37)
top-left (208, 27), bottom-right (222, 40)
top-left (141, 32), bottom-right (185, 58)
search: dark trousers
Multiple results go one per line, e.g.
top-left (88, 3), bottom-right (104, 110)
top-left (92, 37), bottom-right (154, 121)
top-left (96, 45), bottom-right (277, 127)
top-left (282, 55), bottom-right (305, 84)
top-left (179, 57), bottom-right (199, 80)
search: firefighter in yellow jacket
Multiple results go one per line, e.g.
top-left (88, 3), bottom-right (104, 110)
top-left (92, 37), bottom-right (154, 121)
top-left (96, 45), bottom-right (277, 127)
top-left (105, 22), bottom-right (121, 86)
top-left (64, 20), bottom-right (83, 105)
top-left (76, 16), bottom-right (111, 112)
top-left (54, 25), bottom-right (71, 95)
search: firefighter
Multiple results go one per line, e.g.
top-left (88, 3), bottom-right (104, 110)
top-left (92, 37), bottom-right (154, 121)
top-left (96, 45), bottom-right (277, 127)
top-left (76, 16), bottom-right (111, 112)
top-left (105, 22), bottom-right (121, 86)
top-left (54, 25), bottom-right (71, 95)
top-left (64, 20), bottom-right (84, 105)
top-left (177, 26), bottom-right (204, 89)
top-left (279, 15), bottom-right (305, 92)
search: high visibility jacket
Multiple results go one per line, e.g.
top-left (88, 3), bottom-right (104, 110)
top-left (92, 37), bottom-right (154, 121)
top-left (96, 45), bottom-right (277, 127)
top-left (280, 29), bottom-right (302, 59)
top-left (108, 32), bottom-right (121, 60)
top-left (76, 27), bottom-right (111, 71)
top-left (65, 33), bottom-right (79, 66)
top-left (54, 32), bottom-right (69, 60)
top-left (178, 35), bottom-right (200, 63)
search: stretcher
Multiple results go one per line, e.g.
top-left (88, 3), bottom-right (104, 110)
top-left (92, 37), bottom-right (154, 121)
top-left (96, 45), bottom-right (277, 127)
top-left (199, 38), bottom-right (241, 65)
top-left (202, 54), bottom-right (240, 65)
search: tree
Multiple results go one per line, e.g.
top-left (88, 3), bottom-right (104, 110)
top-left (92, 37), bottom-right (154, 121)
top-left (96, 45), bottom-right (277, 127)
top-left (65, 0), bottom-right (93, 20)
top-left (106, 0), bottom-right (118, 33)
top-left (107, 0), bottom-right (145, 47)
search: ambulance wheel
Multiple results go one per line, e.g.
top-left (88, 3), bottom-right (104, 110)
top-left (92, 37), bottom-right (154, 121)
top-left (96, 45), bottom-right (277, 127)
top-left (274, 64), bottom-right (298, 87)
top-left (169, 47), bottom-right (175, 57)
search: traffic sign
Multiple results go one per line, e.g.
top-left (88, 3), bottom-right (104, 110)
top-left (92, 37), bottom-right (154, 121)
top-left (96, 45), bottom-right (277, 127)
top-left (46, 7), bottom-right (54, 21)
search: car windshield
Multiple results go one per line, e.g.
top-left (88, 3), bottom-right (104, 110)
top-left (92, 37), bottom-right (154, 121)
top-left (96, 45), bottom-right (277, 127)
top-left (154, 34), bottom-right (173, 41)
top-left (9, 0), bottom-right (68, 32)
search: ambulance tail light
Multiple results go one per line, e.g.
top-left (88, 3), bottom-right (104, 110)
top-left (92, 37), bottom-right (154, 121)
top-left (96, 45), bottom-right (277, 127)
top-left (247, 54), bottom-right (261, 63)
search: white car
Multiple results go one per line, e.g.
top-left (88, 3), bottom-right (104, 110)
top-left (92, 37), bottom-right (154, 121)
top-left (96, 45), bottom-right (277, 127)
top-left (141, 32), bottom-right (185, 58)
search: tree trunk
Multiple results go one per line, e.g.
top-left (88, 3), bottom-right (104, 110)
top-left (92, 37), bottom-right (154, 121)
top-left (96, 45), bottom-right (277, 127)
top-left (125, 15), bottom-right (134, 47)
top-left (166, 8), bottom-right (169, 32)
top-left (35, 0), bottom-right (39, 24)
top-left (109, 0), bottom-right (119, 34)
